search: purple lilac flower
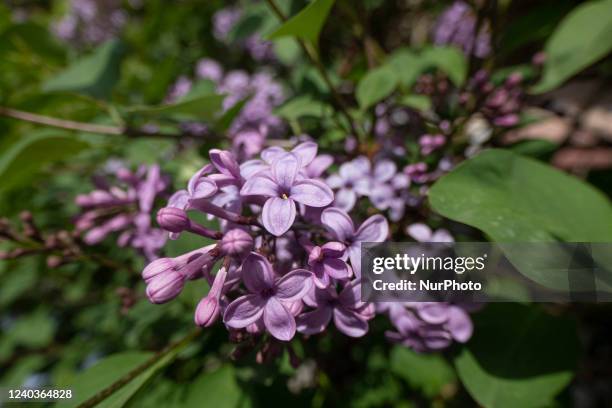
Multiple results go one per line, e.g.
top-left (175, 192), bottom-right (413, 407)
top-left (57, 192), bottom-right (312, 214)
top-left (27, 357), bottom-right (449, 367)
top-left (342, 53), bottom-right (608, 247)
top-left (433, 1), bottom-right (491, 58)
top-left (466, 70), bottom-right (524, 128)
top-left (301, 240), bottom-right (351, 288)
top-left (382, 302), bottom-right (473, 352)
top-left (241, 153), bottom-right (334, 236)
top-left (326, 157), bottom-right (372, 211)
top-left (75, 164), bottom-right (169, 260)
top-left (369, 172), bottom-right (412, 222)
top-left (321, 208), bottom-right (388, 277)
top-left (224, 252), bottom-right (312, 341)
top-left (297, 280), bottom-right (375, 337)
top-left (419, 134), bottom-right (446, 155)
top-left (53, 0), bottom-right (126, 46)
top-left (406, 223), bottom-right (454, 243)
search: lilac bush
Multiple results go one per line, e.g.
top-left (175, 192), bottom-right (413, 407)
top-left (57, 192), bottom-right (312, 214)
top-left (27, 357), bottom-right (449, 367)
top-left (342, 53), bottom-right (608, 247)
top-left (433, 1), bottom-right (491, 58)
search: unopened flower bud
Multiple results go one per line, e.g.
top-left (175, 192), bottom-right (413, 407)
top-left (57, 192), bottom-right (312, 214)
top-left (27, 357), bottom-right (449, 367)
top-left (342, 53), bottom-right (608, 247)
top-left (157, 207), bottom-right (190, 233)
top-left (145, 270), bottom-right (185, 304)
top-left (195, 266), bottom-right (228, 326)
top-left (220, 229), bottom-right (253, 257)
top-left (142, 257), bottom-right (177, 283)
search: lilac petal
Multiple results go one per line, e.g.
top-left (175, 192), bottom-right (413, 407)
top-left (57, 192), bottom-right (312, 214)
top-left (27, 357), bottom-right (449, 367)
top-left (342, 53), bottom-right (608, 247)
top-left (406, 223), bottom-right (432, 242)
top-left (320, 208), bottom-right (354, 241)
top-left (339, 161), bottom-right (364, 181)
top-left (334, 188), bottom-right (357, 211)
top-left (312, 266), bottom-right (331, 288)
top-left (369, 185), bottom-right (393, 210)
top-left (290, 179), bottom-right (334, 207)
top-left (321, 242), bottom-right (346, 258)
top-left (223, 294), bottom-right (265, 328)
top-left (241, 252), bottom-right (275, 293)
top-left (262, 197), bottom-right (296, 236)
top-left (261, 146), bottom-right (286, 164)
top-left (210, 149), bottom-right (240, 179)
top-left (187, 164), bottom-right (214, 196)
top-left (347, 245), bottom-right (362, 279)
top-left (272, 153), bottom-right (300, 189)
top-left (338, 279), bottom-right (362, 307)
top-left (353, 178), bottom-right (373, 196)
top-left (417, 303), bottom-right (450, 324)
top-left (354, 215), bottom-right (389, 242)
top-left (446, 306), bottom-right (473, 342)
top-left (263, 297), bottom-right (296, 341)
top-left (139, 165), bottom-right (160, 213)
top-left (323, 258), bottom-right (351, 280)
top-left (296, 306), bottom-right (333, 335)
top-left (306, 154), bottom-right (333, 178)
top-left (291, 141), bottom-right (317, 166)
top-left (275, 269), bottom-right (313, 301)
top-left (325, 174), bottom-right (344, 189)
top-left (431, 229), bottom-right (454, 243)
top-left (168, 190), bottom-right (190, 210)
top-left (240, 159), bottom-right (268, 179)
top-left (422, 329), bottom-right (453, 350)
top-left (333, 308), bottom-right (369, 337)
top-left (190, 177), bottom-right (218, 200)
top-left (373, 160), bottom-right (397, 183)
top-left (391, 173), bottom-right (410, 189)
top-left (240, 175), bottom-right (278, 197)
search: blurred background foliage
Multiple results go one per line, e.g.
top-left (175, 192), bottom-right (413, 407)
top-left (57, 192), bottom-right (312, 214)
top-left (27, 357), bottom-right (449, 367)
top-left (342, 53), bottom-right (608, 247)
top-left (1, 0), bottom-right (612, 407)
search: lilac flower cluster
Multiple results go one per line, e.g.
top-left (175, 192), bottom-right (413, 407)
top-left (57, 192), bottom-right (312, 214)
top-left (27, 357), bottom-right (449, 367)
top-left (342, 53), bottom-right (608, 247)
top-left (142, 142), bottom-right (387, 341)
top-left (433, 1), bottom-right (491, 58)
top-left (379, 302), bottom-right (473, 352)
top-left (75, 164), bottom-right (169, 261)
top-left (212, 7), bottom-right (276, 62)
top-left (325, 155), bottom-right (450, 222)
top-left (166, 58), bottom-right (285, 159)
top-left (464, 70), bottom-right (524, 128)
top-left (53, 0), bottom-right (126, 46)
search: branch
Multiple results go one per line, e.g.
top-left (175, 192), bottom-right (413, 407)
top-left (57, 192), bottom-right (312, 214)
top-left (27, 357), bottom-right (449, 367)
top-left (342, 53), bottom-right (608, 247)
top-left (0, 106), bottom-right (191, 139)
top-left (264, 0), bottom-right (365, 139)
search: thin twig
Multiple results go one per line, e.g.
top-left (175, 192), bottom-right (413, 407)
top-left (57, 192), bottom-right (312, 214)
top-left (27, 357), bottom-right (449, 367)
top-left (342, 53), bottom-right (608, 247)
top-left (0, 106), bottom-right (192, 139)
top-left (0, 106), bottom-right (124, 135)
top-left (264, 0), bottom-right (365, 139)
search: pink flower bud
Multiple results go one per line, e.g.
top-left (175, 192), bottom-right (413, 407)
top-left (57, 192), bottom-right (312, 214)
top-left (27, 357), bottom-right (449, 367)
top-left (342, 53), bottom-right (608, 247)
top-left (195, 267), bottom-right (227, 327)
top-left (142, 257), bottom-right (176, 283)
top-left (145, 270), bottom-right (185, 304)
top-left (220, 229), bottom-right (253, 257)
top-left (157, 207), bottom-right (190, 233)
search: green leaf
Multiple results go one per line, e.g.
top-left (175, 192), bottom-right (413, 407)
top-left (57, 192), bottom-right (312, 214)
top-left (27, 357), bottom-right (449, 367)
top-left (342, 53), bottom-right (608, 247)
top-left (421, 46), bottom-right (467, 87)
top-left (532, 0), bottom-right (612, 93)
top-left (386, 48), bottom-right (425, 87)
top-left (429, 149), bottom-right (612, 242)
top-left (127, 93), bottom-right (225, 122)
top-left (56, 339), bottom-right (189, 408)
top-left (398, 94), bottom-right (432, 112)
top-left (55, 352), bottom-right (151, 408)
top-left (356, 65), bottom-right (398, 110)
top-left (455, 304), bottom-right (579, 408)
top-left (184, 365), bottom-right (251, 408)
top-left (274, 95), bottom-right (332, 120)
top-left (390, 346), bottom-right (456, 397)
top-left (9, 309), bottom-right (56, 349)
top-left (42, 40), bottom-right (125, 99)
top-left (0, 129), bottom-right (90, 194)
top-left (267, 0), bottom-right (336, 46)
